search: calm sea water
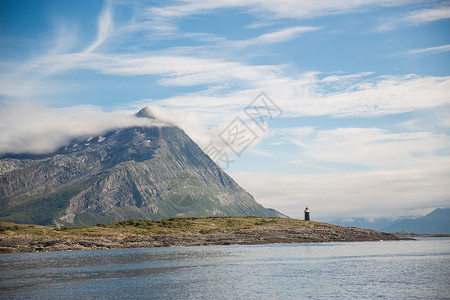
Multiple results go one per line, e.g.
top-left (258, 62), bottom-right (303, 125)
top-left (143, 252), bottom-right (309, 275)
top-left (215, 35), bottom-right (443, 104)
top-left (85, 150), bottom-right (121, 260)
top-left (1, 238), bottom-right (449, 299)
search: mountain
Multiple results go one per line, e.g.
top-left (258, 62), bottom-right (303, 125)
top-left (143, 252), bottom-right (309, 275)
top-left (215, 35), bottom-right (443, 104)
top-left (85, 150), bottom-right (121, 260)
top-left (382, 208), bottom-right (450, 234)
top-left (330, 208), bottom-right (450, 234)
top-left (328, 217), bottom-right (395, 231)
top-left (0, 108), bottom-right (284, 226)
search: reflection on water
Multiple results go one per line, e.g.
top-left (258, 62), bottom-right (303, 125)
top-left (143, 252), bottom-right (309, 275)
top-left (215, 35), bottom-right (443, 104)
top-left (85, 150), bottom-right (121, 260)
top-left (1, 238), bottom-right (449, 299)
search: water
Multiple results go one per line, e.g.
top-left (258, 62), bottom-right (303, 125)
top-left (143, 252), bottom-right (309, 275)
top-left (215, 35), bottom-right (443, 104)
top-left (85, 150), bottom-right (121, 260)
top-left (1, 238), bottom-right (449, 299)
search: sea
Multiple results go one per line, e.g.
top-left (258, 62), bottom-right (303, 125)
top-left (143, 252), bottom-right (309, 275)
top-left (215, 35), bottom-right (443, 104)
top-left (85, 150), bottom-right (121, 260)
top-left (1, 238), bottom-right (449, 299)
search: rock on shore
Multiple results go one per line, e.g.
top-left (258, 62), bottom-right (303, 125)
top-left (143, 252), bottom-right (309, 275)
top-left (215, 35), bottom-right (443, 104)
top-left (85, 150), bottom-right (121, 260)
top-left (0, 217), bottom-right (401, 253)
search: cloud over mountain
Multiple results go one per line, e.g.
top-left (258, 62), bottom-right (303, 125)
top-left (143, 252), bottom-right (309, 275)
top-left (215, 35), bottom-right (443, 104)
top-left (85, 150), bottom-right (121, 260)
top-left (0, 105), bottom-right (164, 155)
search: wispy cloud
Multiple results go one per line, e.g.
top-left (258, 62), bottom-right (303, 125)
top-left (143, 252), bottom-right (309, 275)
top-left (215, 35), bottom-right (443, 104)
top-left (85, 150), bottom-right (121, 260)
top-left (402, 44), bottom-right (450, 56)
top-left (4, 27), bottom-right (449, 132)
top-left (138, 0), bottom-right (418, 42)
top-left (0, 0), bottom-right (115, 102)
top-left (377, 5), bottom-right (450, 31)
top-left (149, 0), bottom-right (414, 21)
top-left (320, 72), bottom-right (375, 83)
top-left (284, 74), bottom-right (450, 118)
top-left (276, 127), bottom-right (450, 169)
top-left (232, 26), bottom-right (320, 47)
top-left (47, 53), bottom-right (282, 86)
top-left (405, 5), bottom-right (450, 24)
top-left (144, 73), bottom-right (450, 120)
top-left (3, 0), bottom-right (443, 108)
top-left (84, 0), bottom-right (114, 53)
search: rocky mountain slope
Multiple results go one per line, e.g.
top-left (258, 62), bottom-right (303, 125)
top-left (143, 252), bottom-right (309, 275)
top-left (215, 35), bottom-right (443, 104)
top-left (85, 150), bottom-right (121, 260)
top-left (0, 108), bottom-right (283, 226)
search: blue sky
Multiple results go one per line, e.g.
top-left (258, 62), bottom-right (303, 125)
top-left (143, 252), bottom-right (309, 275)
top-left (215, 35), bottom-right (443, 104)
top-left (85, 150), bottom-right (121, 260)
top-left (1, 0), bottom-right (449, 220)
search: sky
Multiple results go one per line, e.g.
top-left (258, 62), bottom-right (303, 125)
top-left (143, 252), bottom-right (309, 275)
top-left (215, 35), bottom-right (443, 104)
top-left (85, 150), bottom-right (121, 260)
top-left (0, 0), bottom-right (449, 221)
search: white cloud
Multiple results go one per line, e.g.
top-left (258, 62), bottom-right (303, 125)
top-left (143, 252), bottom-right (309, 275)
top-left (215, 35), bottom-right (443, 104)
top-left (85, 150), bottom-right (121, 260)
top-left (377, 5), bottom-right (450, 31)
top-left (150, 73), bottom-right (450, 119)
top-left (0, 0), bottom-right (115, 102)
top-left (405, 5), bottom-right (450, 24)
top-left (19, 52), bottom-right (282, 88)
top-left (0, 102), bottom-right (272, 187)
top-left (0, 74), bottom-right (79, 100)
top-left (48, 23), bottom-right (79, 55)
top-left (136, 0), bottom-right (417, 44)
top-left (235, 120), bottom-right (450, 219)
top-left (233, 26), bottom-right (320, 46)
top-left (403, 44), bottom-right (450, 56)
top-left (320, 72), bottom-right (375, 83)
top-left (6, 45), bottom-right (448, 153)
top-left (280, 74), bottom-right (450, 117)
top-left (149, 0), bottom-right (413, 21)
top-left (3, 0), bottom-right (447, 117)
top-left (84, 0), bottom-right (114, 53)
top-left (0, 102), bottom-right (262, 160)
top-left (276, 126), bottom-right (450, 169)
top-left (0, 105), bottom-right (165, 155)
top-left (143, 105), bottom-right (222, 150)
top-left (142, 104), bottom-right (269, 158)
top-left (231, 157), bottom-right (450, 220)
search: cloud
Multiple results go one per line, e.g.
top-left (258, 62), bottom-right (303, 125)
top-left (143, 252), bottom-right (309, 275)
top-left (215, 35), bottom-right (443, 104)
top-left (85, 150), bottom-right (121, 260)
top-left (143, 73), bottom-right (450, 120)
top-left (143, 105), bottom-right (220, 150)
top-left (149, 0), bottom-right (413, 21)
top-left (0, 105), bottom-right (165, 155)
top-left (181, 26), bottom-right (320, 52)
top-left (0, 74), bottom-right (80, 100)
top-left (404, 5), bottom-right (450, 24)
top-left (138, 0), bottom-right (416, 42)
top-left (377, 5), bottom-right (450, 31)
top-left (9, 52), bottom-right (282, 90)
top-left (231, 118), bottom-right (450, 219)
top-left (4, 0), bottom-right (446, 113)
top-left (282, 74), bottom-right (450, 117)
top-left (402, 44), bottom-right (450, 56)
top-left (84, 0), bottom-right (114, 53)
top-left (0, 102), bottom-right (268, 173)
top-left (0, 0), bottom-right (115, 102)
top-left (276, 126), bottom-right (450, 170)
top-left (144, 105), bottom-right (269, 162)
top-left (232, 26), bottom-right (320, 47)
top-left (320, 72), bottom-right (375, 83)
top-left (48, 23), bottom-right (79, 55)
top-left (231, 157), bottom-right (450, 220)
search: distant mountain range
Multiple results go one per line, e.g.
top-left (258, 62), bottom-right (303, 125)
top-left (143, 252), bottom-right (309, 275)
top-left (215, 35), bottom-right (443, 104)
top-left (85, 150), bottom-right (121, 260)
top-left (0, 108), bottom-right (284, 226)
top-left (331, 208), bottom-right (450, 234)
top-left (382, 208), bottom-right (450, 234)
top-left (328, 217), bottom-right (393, 231)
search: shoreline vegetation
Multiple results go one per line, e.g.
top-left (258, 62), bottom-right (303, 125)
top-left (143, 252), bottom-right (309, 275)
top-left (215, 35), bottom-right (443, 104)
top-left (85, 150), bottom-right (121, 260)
top-left (0, 216), bottom-right (404, 253)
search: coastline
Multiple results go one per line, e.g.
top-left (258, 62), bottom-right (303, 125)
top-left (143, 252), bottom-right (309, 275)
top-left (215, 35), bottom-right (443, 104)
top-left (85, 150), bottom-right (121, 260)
top-left (0, 217), bottom-right (402, 253)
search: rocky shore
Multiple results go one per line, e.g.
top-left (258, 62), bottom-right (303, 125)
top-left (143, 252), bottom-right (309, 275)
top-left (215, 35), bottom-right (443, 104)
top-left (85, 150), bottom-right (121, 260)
top-left (0, 217), bottom-right (401, 253)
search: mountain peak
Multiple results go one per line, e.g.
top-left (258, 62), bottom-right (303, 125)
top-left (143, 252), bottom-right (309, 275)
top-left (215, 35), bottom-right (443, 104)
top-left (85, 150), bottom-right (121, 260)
top-left (0, 124), bottom-right (284, 226)
top-left (136, 107), bottom-right (156, 119)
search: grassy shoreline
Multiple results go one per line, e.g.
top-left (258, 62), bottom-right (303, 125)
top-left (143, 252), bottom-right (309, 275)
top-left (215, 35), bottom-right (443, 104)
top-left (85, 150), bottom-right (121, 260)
top-left (0, 216), bottom-right (401, 253)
